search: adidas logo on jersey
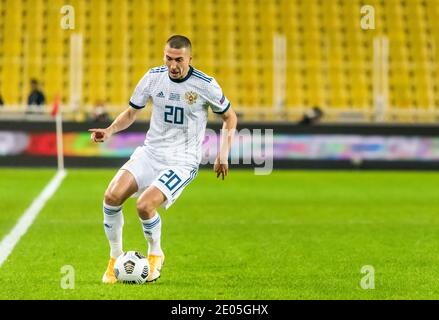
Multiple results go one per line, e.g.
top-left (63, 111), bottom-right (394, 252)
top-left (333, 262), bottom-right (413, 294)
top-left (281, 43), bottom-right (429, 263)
top-left (156, 91), bottom-right (165, 98)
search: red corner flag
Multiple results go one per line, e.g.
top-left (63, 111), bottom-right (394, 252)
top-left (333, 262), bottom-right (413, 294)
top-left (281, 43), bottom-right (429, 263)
top-left (51, 95), bottom-right (60, 117)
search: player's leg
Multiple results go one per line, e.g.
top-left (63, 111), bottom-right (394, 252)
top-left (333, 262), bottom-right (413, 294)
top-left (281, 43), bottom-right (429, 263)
top-left (136, 166), bottom-right (198, 281)
top-left (103, 169), bottom-right (138, 257)
top-left (102, 169), bottom-right (138, 283)
top-left (136, 185), bottom-right (166, 256)
top-left (104, 169), bottom-right (139, 206)
top-left (136, 185), bottom-right (166, 282)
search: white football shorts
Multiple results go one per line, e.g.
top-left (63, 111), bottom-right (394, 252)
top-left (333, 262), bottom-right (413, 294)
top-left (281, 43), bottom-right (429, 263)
top-left (120, 146), bottom-right (198, 209)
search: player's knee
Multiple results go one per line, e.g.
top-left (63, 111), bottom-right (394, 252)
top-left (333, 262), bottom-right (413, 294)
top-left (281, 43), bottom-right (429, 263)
top-left (136, 199), bottom-right (156, 218)
top-left (104, 189), bottom-right (124, 206)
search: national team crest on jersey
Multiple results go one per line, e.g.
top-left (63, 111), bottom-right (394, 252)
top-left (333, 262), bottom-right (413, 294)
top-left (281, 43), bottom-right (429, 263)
top-left (184, 91), bottom-right (198, 105)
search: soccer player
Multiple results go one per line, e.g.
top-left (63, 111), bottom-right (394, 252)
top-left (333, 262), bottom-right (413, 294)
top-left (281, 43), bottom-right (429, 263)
top-left (89, 35), bottom-right (237, 283)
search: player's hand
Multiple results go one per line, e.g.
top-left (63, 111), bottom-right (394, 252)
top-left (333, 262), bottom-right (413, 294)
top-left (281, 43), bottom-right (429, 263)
top-left (88, 128), bottom-right (112, 143)
top-left (214, 157), bottom-right (228, 180)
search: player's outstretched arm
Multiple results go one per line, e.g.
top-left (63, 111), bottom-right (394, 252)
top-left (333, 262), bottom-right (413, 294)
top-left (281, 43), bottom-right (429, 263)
top-left (214, 107), bottom-right (238, 180)
top-left (89, 107), bottom-right (141, 143)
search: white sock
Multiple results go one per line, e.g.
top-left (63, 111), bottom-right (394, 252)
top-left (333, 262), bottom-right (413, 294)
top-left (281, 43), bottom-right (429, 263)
top-left (103, 202), bottom-right (124, 258)
top-left (140, 212), bottom-right (163, 256)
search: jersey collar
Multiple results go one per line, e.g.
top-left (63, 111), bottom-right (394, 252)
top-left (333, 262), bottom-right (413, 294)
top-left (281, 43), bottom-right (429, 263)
top-left (169, 66), bottom-right (193, 83)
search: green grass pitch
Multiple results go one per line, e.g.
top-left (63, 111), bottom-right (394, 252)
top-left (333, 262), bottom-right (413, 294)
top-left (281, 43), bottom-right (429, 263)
top-left (1, 168), bottom-right (439, 299)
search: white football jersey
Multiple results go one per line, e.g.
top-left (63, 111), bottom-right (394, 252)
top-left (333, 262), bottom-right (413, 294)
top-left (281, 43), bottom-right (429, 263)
top-left (129, 65), bottom-right (230, 168)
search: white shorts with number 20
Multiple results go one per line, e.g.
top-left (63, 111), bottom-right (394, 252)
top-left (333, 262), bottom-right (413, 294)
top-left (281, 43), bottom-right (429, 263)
top-left (120, 146), bottom-right (198, 209)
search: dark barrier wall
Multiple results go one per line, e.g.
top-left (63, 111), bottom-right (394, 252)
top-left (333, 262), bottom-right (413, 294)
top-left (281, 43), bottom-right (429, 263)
top-left (1, 120), bottom-right (439, 170)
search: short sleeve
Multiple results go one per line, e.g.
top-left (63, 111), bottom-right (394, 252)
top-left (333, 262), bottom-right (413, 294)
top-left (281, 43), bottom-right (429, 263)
top-left (129, 70), bottom-right (153, 109)
top-left (205, 79), bottom-right (231, 114)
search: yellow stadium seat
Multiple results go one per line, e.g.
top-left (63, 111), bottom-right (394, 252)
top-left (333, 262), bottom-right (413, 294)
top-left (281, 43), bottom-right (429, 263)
top-left (0, 0), bottom-right (436, 120)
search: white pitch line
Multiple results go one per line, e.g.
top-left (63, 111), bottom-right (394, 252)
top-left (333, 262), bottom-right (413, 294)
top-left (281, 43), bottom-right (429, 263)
top-left (0, 169), bottom-right (67, 267)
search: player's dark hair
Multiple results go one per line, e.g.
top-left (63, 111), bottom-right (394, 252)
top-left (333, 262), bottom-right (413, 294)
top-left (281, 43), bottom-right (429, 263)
top-left (166, 35), bottom-right (192, 51)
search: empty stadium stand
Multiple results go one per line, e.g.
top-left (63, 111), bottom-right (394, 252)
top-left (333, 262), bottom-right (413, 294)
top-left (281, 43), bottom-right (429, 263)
top-left (0, 0), bottom-right (438, 122)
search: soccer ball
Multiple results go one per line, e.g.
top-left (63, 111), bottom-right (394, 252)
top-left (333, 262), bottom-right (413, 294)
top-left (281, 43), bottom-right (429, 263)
top-left (114, 251), bottom-right (150, 284)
